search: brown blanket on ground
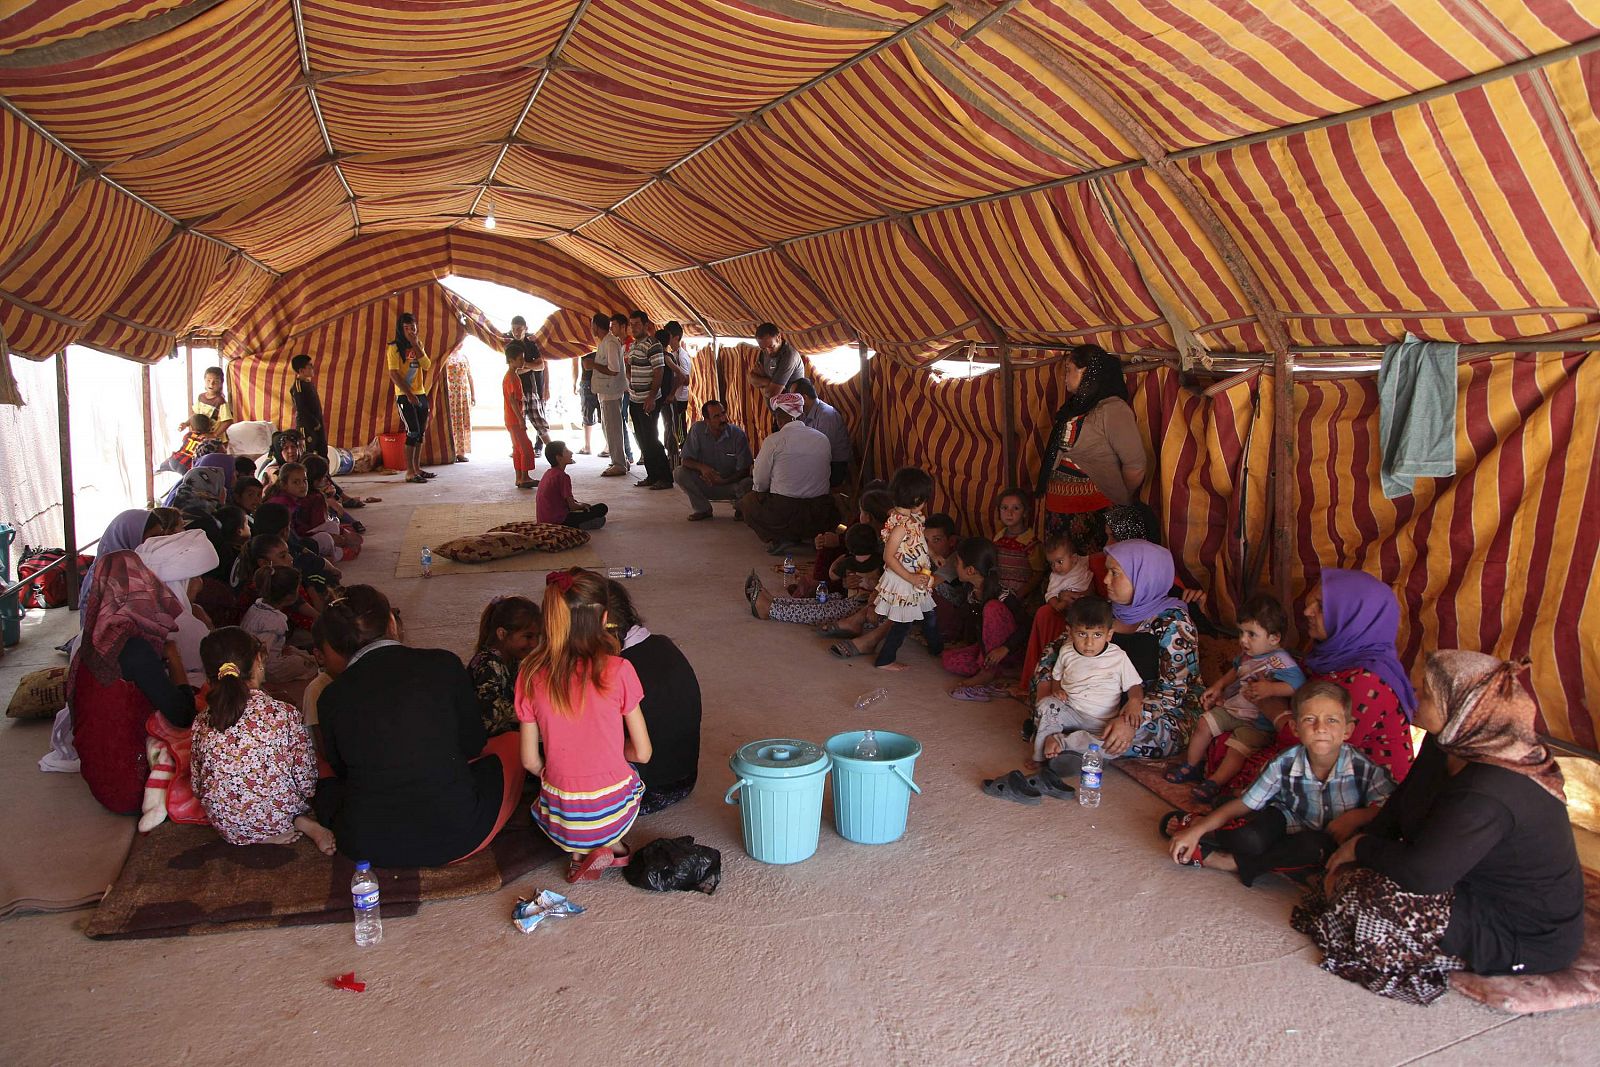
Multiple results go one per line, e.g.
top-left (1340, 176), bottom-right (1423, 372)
top-left (85, 808), bottom-right (558, 939)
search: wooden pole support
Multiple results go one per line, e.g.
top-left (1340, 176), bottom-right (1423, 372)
top-left (999, 341), bottom-right (1017, 486)
top-left (142, 363), bottom-right (155, 506)
top-left (55, 351), bottom-right (79, 609)
top-left (1271, 352), bottom-right (1295, 623)
top-left (857, 340), bottom-right (872, 484)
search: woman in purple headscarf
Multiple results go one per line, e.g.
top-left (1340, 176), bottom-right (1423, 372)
top-left (1300, 567), bottom-right (1417, 781)
top-left (1029, 539), bottom-right (1202, 759)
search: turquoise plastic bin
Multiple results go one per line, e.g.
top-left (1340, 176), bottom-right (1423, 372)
top-left (725, 739), bottom-right (831, 865)
top-left (824, 731), bottom-right (923, 845)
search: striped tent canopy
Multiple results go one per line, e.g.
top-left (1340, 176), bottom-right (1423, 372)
top-left (1, 3), bottom-right (1598, 741)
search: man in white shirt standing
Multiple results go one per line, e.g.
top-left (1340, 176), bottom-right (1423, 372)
top-left (589, 311), bottom-right (629, 477)
top-left (626, 309), bottom-right (673, 489)
top-left (739, 393), bottom-right (837, 554)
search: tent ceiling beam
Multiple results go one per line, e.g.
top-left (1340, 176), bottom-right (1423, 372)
top-left (0, 97), bottom-right (279, 277)
top-left (290, 0), bottom-right (359, 235)
top-left (466, 0), bottom-right (593, 226)
top-left (0, 0), bottom-right (232, 69)
top-left (577, 4), bottom-right (954, 229)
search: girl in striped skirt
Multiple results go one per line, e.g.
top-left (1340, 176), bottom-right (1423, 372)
top-left (516, 568), bottom-right (653, 883)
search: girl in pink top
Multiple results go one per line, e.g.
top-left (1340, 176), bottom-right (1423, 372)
top-left (516, 568), bottom-right (652, 882)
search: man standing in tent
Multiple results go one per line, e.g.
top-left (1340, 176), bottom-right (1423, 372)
top-left (747, 322), bottom-right (803, 399)
top-left (739, 393), bottom-right (835, 553)
top-left (591, 312), bottom-right (629, 477)
top-left (626, 309), bottom-right (673, 490)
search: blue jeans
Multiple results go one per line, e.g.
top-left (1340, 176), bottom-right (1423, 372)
top-left (874, 611), bottom-right (942, 667)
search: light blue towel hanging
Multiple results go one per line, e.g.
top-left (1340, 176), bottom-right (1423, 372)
top-left (1377, 333), bottom-right (1459, 499)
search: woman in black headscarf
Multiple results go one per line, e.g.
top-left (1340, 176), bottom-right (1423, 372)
top-left (1034, 345), bottom-right (1148, 543)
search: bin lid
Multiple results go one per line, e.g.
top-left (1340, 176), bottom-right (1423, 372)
top-left (731, 738), bottom-right (829, 779)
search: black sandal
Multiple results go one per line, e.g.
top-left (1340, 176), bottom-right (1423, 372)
top-left (1163, 761), bottom-right (1202, 784)
top-left (1191, 779), bottom-right (1225, 804)
top-left (980, 770), bottom-right (1042, 806)
top-left (1026, 765), bottom-right (1076, 800)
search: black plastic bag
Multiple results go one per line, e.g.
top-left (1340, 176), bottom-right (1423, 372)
top-left (622, 836), bottom-right (721, 894)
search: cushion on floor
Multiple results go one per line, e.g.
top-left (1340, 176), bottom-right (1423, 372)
top-left (1449, 868), bottom-right (1600, 1013)
top-left (488, 521), bottom-right (591, 552)
top-left (84, 809), bottom-right (558, 939)
top-left (435, 530), bottom-right (538, 563)
top-left (7, 666), bottom-right (68, 719)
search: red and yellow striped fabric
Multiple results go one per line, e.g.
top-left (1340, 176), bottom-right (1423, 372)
top-left (230, 283), bottom-right (463, 468)
top-left (77, 232), bottom-right (232, 363)
top-left (686, 345), bottom-right (719, 424)
top-left (1290, 355), bottom-right (1600, 749)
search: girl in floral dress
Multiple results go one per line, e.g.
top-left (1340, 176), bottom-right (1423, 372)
top-left (190, 627), bottom-right (334, 853)
top-left (871, 466), bottom-right (944, 672)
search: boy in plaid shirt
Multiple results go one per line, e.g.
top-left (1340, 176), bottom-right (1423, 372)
top-left (1166, 680), bottom-right (1395, 885)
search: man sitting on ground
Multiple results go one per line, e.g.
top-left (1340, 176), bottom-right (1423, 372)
top-left (739, 393), bottom-right (835, 554)
top-left (794, 378), bottom-right (851, 488)
top-left (676, 401), bottom-right (753, 521)
top-left (746, 322), bottom-right (803, 399)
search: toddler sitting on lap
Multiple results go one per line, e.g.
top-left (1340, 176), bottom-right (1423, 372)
top-left (1029, 596), bottom-right (1143, 768)
top-left (1042, 531), bottom-right (1092, 612)
top-left (1166, 681), bottom-right (1394, 886)
top-left (1165, 593), bottom-right (1305, 803)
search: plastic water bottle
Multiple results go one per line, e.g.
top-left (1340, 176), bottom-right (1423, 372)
top-left (606, 566), bottom-right (644, 579)
top-left (1078, 744), bottom-right (1103, 808)
top-left (853, 688), bottom-right (887, 759)
top-left (782, 555), bottom-right (796, 581)
top-left (815, 581), bottom-right (829, 603)
top-left (351, 862), bottom-right (382, 946)
top-left (420, 546), bottom-right (433, 578)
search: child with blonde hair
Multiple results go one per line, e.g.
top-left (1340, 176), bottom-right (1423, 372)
top-left (516, 568), bottom-right (653, 883)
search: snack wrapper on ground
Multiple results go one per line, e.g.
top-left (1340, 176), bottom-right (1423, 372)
top-left (512, 890), bottom-right (585, 933)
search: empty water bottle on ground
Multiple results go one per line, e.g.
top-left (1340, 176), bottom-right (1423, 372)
top-left (815, 581), bottom-right (829, 603)
top-left (1078, 744), bottom-right (1103, 808)
top-left (607, 566), bottom-right (644, 579)
top-left (352, 862), bottom-right (382, 946)
top-left (853, 688), bottom-right (888, 759)
top-left (420, 546), bottom-right (433, 578)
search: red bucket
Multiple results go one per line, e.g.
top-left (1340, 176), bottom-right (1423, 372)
top-left (378, 432), bottom-right (407, 471)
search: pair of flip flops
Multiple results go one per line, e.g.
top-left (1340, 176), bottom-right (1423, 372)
top-left (980, 765), bottom-right (1077, 805)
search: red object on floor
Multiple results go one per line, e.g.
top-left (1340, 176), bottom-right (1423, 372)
top-left (331, 972), bottom-right (366, 993)
top-left (378, 432), bottom-right (406, 471)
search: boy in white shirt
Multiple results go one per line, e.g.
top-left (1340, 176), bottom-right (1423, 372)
top-left (1029, 596), bottom-right (1144, 766)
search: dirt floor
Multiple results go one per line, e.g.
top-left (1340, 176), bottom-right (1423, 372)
top-left (2, 430), bottom-right (1598, 1065)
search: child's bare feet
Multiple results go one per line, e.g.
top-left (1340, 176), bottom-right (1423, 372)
top-left (1041, 733), bottom-right (1066, 760)
top-left (1022, 759), bottom-right (1042, 773)
top-left (876, 662), bottom-right (909, 672)
top-left (295, 815), bottom-right (337, 855)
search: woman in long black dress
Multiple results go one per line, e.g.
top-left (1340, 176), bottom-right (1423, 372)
top-left (605, 579), bottom-right (702, 814)
top-left (1296, 650), bottom-right (1584, 1004)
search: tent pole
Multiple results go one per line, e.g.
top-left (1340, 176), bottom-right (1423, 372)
top-left (711, 333), bottom-right (720, 403)
top-left (999, 341), bottom-right (1017, 485)
top-left (1271, 351), bottom-right (1295, 628)
top-left (184, 337), bottom-right (194, 399)
top-left (857, 340), bottom-right (872, 484)
top-left (56, 350), bottom-right (79, 610)
top-left (142, 363), bottom-right (155, 506)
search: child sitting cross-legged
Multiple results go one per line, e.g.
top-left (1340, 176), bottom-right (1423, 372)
top-left (535, 441), bottom-right (608, 529)
top-left (238, 563), bottom-right (321, 705)
top-left (1165, 680), bottom-right (1395, 886)
top-left (1164, 592), bottom-right (1305, 803)
top-left (1028, 595), bottom-right (1144, 769)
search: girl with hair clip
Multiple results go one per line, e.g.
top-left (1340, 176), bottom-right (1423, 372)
top-left (868, 466), bottom-right (943, 672)
top-left (190, 627), bottom-right (334, 853)
top-left (239, 563), bottom-right (319, 705)
top-left (516, 568), bottom-right (653, 883)
top-left (468, 595), bottom-right (542, 736)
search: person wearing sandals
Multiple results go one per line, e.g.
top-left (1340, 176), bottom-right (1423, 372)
top-left (385, 311), bottom-right (435, 484)
top-left (516, 568), bottom-right (652, 883)
top-left (1164, 592), bottom-right (1304, 804)
top-left (1295, 651), bottom-right (1583, 1005)
top-left (1165, 680), bottom-right (1394, 886)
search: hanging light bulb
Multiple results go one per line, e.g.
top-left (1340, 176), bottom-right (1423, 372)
top-left (483, 192), bottom-right (497, 230)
